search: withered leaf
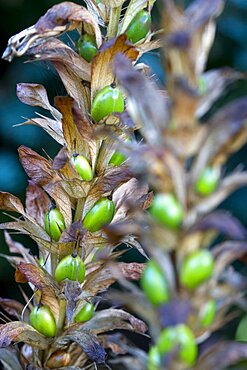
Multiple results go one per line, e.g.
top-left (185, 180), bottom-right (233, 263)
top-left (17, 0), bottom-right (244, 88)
top-left (16, 263), bottom-right (60, 320)
top-left (114, 53), bottom-right (169, 146)
top-left (25, 181), bottom-right (50, 227)
top-left (56, 331), bottom-right (106, 363)
top-left (52, 147), bottom-right (69, 170)
top-left (0, 321), bottom-right (50, 349)
top-left (196, 341), bottom-right (247, 370)
top-left (16, 83), bottom-right (61, 121)
top-left (0, 347), bottom-right (23, 370)
top-left (0, 298), bottom-right (24, 319)
top-left (91, 35), bottom-right (138, 99)
top-left (82, 308), bottom-right (147, 334)
top-left (4, 231), bottom-right (34, 264)
top-left (60, 221), bottom-right (86, 243)
top-left (20, 117), bottom-right (65, 146)
top-left (190, 211), bottom-right (247, 240)
top-left (18, 146), bottom-right (55, 187)
top-left (213, 241), bottom-right (247, 277)
top-left (0, 192), bottom-right (25, 215)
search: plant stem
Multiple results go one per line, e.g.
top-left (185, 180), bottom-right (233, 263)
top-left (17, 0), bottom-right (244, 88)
top-left (74, 198), bottom-right (85, 221)
top-left (107, 6), bottom-right (121, 39)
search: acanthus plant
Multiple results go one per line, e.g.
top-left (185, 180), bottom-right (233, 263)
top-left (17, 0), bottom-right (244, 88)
top-left (1, 0), bottom-right (247, 370)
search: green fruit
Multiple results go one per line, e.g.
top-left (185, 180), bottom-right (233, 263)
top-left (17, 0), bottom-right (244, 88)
top-left (30, 305), bottom-right (56, 337)
top-left (109, 151), bottom-right (126, 166)
top-left (148, 346), bottom-right (162, 370)
top-left (74, 302), bottom-right (94, 323)
top-left (200, 300), bottom-right (216, 327)
top-left (72, 154), bottom-right (93, 181)
top-left (91, 85), bottom-right (124, 123)
top-left (149, 193), bottom-right (184, 229)
top-left (76, 34), bottom-right (98, 62)
top-left (140, 260), bottom-right (169, 306)
top-left (126, 10), bottom-right (151, 44)
top-left (195, 166), bottom-right (220, 196)
top-left (180, 250), bottom-right (214, 289)
top-left (45, 208), bottom-right (66, 242)
top-left (157, 324), bottom-right (198, 366)
top-left (83, 197), bottom-right (115, 232)
top-left (54, 254), bottom-right (85, 283)
top-left (236, 315), bottom-right (247, 341)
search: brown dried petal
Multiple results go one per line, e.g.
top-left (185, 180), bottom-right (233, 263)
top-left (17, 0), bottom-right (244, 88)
top-left (0, 192), bottom-right (25, 215)
top-left (91, 35), bottom-right (138, 99)
top-left (0, 298), bottom-right (24, 319)
top-left (0, 321), bottom-right (50, 349)
top-left (16, 263), bottom-right (60, 320)
top-left (0, 347), bottom-right (23, 370)
top-left (20, 117), bottom-right (64, 145)
top-left (4, 231), bottom-right (34, 264)
top-left (25, 181), bottom-right (50, 227)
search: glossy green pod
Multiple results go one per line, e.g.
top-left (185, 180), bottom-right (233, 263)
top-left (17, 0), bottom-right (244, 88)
top-left (236, 315), bottom-right (247, 341)
top-left (195, 166), bottom-right (220, 196)
top-left (45, 208), bottom-right (66, 242)
top-left (149, 193), bottom-right (184, 229)
top-left (74, 302), bottom-right (94, 323)
top-left (72, 154), bottom-right (93, 181)
top-left (200, 299), bottom-right (216, 327)
top-left (180, 250), bottom-right (214, 289)
top-left (76, 33), bottom-right (98, 63)
top-left (83, 197), bottom-right (115, 232)
top-left (29, 305), bottom-right (56, 337)
top-left (109, 150), bottom-right (126, 166)
top-left (54, 254), bottom-right (85, 283)
top-left (91, 85), bottom-right (124, 123)
top-left (140, 260), bottom-right (170, 306)
top-left (148, 346), bottom-right (162, 370)
top-left (157, 324), bottom-right (198, 366)
top-left (126, 10), bottom-right (151, 44)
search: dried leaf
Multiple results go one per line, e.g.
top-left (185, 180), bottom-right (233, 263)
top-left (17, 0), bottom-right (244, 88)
top-left (16, 83), bottom-right (61, 121)
top-left (0, 298), bottom-right (24, 320)
top-left (91, 35), bottom-right (138, 99)
top-left (4, 231), bottom-right (34, 264)
top-left (0, 321), bottom-right (50, 349)
top-left (56, 331), bottom-right (106, 363)
top-left (0, 347), bottom-right (23, 370)
top-left (0, 192), bottom-right (25, 215)
top-left (213, 241), bottom-right (247, 277)
top-left (18, 146), bottom-right (55, 187)
top-left (196, 341), bottom-right (247, 370)
top-left (16, 263), bottom-right (60, 319)
top-left (52, 147), bottom-right (69, 170)
top-left (25, 181), bottom-right (50, 227)
top-left (20, 117), bottom-right (64, 145)
top-left (114, 53), bottom-right (169, 146)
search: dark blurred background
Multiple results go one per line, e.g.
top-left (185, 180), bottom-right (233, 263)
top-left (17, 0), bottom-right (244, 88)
top-left (0, 0), bottom-right (247, 301)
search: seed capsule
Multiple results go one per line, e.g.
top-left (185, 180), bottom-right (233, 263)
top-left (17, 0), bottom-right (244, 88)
top-left (45, 208), bottom-right (66, 242)
top-left (109, 150), bottom-right (126, 166)
top-left (76, 33), bottom-right (98, 63)
top-left (157, 324), bottom-right (198, 366)
top-left (200, 299), bottom-right (216, 327)
top-left (54, 254), bottom-right (85, 283)
top-left (180, 250), bottom-right (214, 289)
top-left (83, 197), bottom-right (115, 232)
top-left (149, 193), bottom-right (184, 229)
top-left (29, 305), bottom-right (56, 337)
top-left (91, 85), bottom-right (124, 123)
top-left (126, 10), bottom-right (151, 44)
top-left (236, 315), bottom-right (247, 341)
top-left (74, 302), bottom-right (94, 323)
top-left (72, 154), bottom-right (93, 181)
top-left (140, 260), bottom-right (170, 306)
top-left (195, 166), bottom-right (220, 196)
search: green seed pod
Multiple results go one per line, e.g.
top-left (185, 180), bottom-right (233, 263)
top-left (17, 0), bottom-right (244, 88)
top-left (45, 208), bottom-right (66, 242)
top-left (157, 324), bottom-right (198, 366)
top-left (126, 10), bottom-right (151, 44)
top-left (180, 250), bottom-right (214, 289)
top-left (54, 254), bottom-right (85, 283)
top-left (195, 166), bottom-right (220, 196)
top-left (83, 197), bottom-right (115, 232)
top-left (148, 346), bottom-right (162, 370)
top-left (91, 85), bottom-right (124, 123)
top-left (149, 193), bottom-right (184, 229)
top-left (236, 315), bottom-right (247, 341)
top-left (140, 260), bottom-right (170, 306)
top-left (200, 299), bottom-right (216, 327)
top-left (30, 305), bottom-right (56, 337)
top-left (76, 33), bottom-right (98, 63)
top-left (72, 154), bottom-right (93, 181)
top-left (74, 302), bottom-right (94, 323)
top-left (109, 150), bottom-right (126, 166)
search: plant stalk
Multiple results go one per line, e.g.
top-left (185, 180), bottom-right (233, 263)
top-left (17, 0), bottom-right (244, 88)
top-left (107, 6), bottom-right (121, 39)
